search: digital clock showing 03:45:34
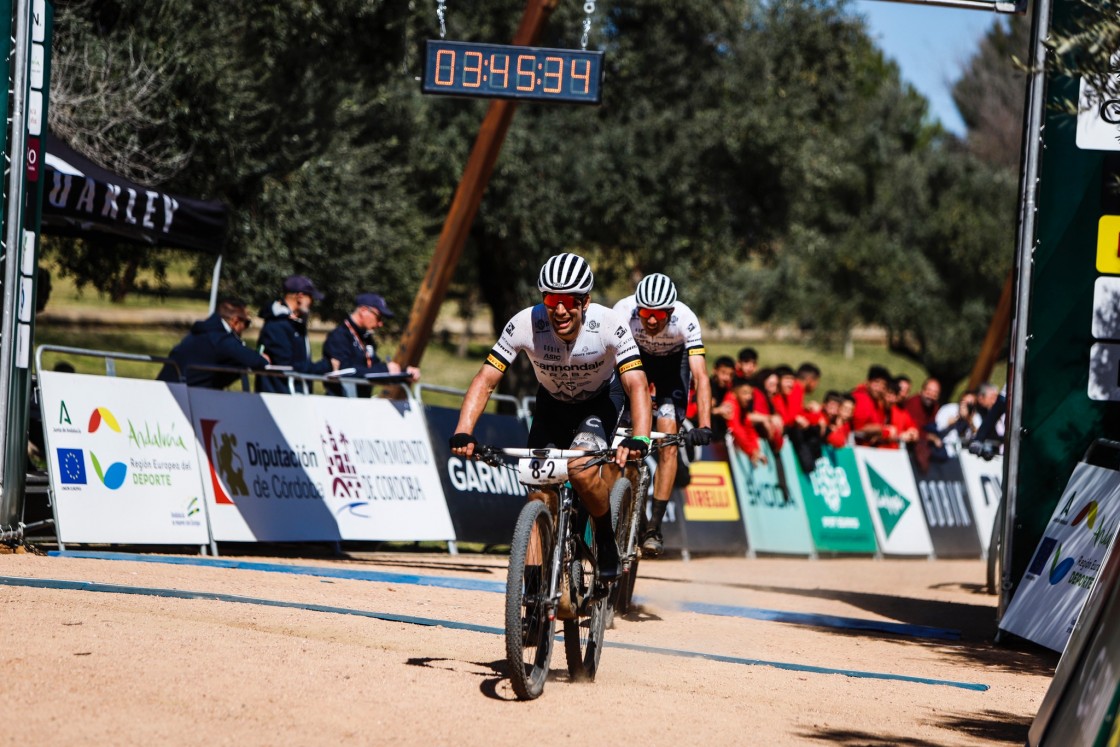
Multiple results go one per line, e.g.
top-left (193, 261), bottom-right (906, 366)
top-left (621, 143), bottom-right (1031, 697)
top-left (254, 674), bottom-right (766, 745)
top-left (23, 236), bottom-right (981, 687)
top-left (422, 40), bottom-right (604, 105)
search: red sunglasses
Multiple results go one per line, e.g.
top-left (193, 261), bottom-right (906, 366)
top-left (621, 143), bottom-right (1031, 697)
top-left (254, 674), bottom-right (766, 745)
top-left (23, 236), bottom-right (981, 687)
top-left (542, 293), bottom-right (585, 309)
top-left (637, 307), bottom-right (670, 321)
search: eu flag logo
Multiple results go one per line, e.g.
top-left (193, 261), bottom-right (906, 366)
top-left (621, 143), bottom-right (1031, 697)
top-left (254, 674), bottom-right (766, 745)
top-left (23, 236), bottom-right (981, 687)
top-left (57, 448), bottom-right (87, 485)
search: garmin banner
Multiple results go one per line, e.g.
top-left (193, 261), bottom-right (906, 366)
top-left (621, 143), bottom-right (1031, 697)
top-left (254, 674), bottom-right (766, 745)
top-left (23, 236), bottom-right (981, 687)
top-left (39, 371), bottom-right (210, 545)
top-left (190, 389), bottom-right (454, 543)
top-left (1000, 460), bottom-right (1120, 652)
top-left (728, 440), bottom-right (814, 556)
top-left (853, 447), bottom-right (934, 557)
top-left (425, 404), bottom-right (529, 546)
top-left (909, 454), bottom-right (982, 558)
top-left (785, 444), bottom-right (878, 554)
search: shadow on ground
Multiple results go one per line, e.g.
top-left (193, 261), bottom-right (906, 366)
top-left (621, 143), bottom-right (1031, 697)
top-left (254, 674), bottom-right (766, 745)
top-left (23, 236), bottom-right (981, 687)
top-left (800, 708), bottom-right (1032, 745)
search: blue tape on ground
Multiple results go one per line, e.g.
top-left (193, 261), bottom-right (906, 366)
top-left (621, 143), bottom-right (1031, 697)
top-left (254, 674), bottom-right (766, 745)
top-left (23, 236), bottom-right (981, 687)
top-left (49, 551), bottom-right (962, 642)
top-left (1, 575), bottom-right (988, 692)
top-left (678, 601), bottom-right (961, 641)
top-left (49, 550), bottom-right (506, 594)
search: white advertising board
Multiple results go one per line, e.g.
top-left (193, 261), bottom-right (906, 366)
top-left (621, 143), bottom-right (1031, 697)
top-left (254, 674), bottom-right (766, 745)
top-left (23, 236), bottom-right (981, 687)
top-left (958, 452), bottom-right (1004, 556)
top-left (39, 372), bottom-right (209, 545)
top-left (853, 447), bottom-right (934, 556)
top-left (1000, 462), bottom-right (1120, 652)
top-left (1077, 77), bottom-right (1120, 152)
top-left (312, 395), bottom-right (454, 541)
top-left (190, 389), bottom-right (455, 543)
top-left (189, 389), bottom-right (342, 542)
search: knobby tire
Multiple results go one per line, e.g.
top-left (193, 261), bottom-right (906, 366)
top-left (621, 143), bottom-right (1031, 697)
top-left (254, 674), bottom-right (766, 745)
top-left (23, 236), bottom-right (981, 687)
top-left (505, 500), bottom-right (555, 700)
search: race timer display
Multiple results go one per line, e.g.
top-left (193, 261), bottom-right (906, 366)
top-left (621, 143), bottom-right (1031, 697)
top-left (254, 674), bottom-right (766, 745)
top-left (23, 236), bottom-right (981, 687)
top-left (422, 40), bottom-right (604, 105)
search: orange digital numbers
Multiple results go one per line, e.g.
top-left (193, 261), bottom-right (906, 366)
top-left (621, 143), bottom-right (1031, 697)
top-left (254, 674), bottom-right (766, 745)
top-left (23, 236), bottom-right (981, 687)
top-left (516, 54), bottom-right (535, 91)
top-left (543, 56), bottom-right (563, 93)
top-left (489, 54), bottom-right (509, 89)
top-left (434, 49), bottom-right (456, 86)
top-left (570, 58), bottom-right (590, 94)
top-left (463, 51), bottom-right (483, 88)
top-left (423, 40), bottom-right (602, 104)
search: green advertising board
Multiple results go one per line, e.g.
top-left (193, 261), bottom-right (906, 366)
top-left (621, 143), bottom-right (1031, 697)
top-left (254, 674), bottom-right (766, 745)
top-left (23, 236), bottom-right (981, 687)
top-left (728, 440), bottom-right (814, 556)
top-left (1005, 0), bottom-right (1120, 600)
top-left (783, 443), bottom-right (878, 554)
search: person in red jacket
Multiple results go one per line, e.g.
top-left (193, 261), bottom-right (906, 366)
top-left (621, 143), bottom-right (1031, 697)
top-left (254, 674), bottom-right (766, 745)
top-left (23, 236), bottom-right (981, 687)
top-left (825, 393), bottom-right (855, 448)
top-left (904, 377), bottom-right (941, 472)
top-left (725, 377), bottom-right (766, 464)
top-left (880, 377), bottom-right (920, 450)
top-left (851, 365), bottom-right (891, 445)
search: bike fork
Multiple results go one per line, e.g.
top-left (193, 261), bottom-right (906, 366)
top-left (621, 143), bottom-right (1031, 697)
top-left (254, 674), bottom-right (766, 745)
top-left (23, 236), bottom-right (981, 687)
top-left (545, 493), bottom-right (570, 623)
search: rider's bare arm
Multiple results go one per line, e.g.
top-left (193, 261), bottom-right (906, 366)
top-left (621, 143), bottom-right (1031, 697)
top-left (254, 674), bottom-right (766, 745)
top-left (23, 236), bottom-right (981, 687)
top-left (689, 353), bottom-right (712, 430)
top-left (616, 367), bottom-right (652, 467)
top-left (452, 363), bottom-right (504, 458)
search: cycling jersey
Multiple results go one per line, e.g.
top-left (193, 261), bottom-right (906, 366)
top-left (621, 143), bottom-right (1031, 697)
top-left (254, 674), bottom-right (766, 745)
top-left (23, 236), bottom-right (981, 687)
top-left (486, 303), bottom-right (643, 402)
top-left (612, 296), bottom-right (706, 358)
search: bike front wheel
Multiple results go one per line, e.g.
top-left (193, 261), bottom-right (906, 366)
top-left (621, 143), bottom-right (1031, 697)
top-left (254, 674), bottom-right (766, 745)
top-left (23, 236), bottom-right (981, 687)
top-left (564, 508), bottom-right (612, 681)
top-left (506, 500), bottom-right (556, 700)
top-left (608, 475), bottom-right (637, 619)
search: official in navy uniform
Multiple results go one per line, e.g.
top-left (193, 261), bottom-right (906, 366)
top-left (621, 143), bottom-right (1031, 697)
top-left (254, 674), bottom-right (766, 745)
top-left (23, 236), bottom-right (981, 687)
top-left (323, 292), bottom-right (419, 397)
top-left (157, 298), bottom-right (268, 389)
top-left (255, 275), bottom-right (332, 394)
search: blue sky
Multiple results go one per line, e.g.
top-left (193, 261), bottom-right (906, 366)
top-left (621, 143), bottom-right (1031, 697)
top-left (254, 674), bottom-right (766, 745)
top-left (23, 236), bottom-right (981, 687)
top-left (853, 1), bottom-right (1005, 135)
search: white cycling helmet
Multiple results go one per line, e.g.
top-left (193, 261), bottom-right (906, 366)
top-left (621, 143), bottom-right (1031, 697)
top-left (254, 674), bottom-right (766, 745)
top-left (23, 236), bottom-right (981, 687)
top-left (538, 253), bottom-right (594, 295)
top-left (635, 273), bottom-right (677, 309)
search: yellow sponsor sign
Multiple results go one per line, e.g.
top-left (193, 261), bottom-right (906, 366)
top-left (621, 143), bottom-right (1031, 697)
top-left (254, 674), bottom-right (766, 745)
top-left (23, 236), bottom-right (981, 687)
top-left (683, 461), bottom-right (740, 522)
top-left (1097, 216), bottom-right (1120, 274)
top-left (618, 359), bottom-right (643, 373)
top-left (485, 354), bottom-right (507, 372)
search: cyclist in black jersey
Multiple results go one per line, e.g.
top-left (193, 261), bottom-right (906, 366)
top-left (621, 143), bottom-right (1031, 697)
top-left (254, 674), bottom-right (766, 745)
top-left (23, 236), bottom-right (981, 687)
top-left (449, 253), bottom-right (652, 580)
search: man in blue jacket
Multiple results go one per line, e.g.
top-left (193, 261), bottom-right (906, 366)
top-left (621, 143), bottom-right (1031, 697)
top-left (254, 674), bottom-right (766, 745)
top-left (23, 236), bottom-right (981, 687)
top-left (158, 298), bottom-right (268, 389)
top-left (255, 275), bottom-right (332, 394)
top-left (323, 292), bottom-right (420, 397)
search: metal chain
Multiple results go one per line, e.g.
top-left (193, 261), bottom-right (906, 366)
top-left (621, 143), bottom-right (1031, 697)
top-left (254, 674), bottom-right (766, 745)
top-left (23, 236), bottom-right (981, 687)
top-left (436, 0), bottom-right (447, 39)
top-left (580, 1), bottom-right (595, 50)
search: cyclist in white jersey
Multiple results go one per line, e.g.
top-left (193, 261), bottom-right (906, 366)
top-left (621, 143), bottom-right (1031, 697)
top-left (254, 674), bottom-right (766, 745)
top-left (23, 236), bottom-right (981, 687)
top-left (450, 253), bottom-right (652, 579)
top-left (613, 273), bottom-right (713, 557)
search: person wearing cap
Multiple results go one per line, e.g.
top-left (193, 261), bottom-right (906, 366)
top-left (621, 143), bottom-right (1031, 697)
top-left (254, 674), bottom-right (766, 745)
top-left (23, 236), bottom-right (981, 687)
top-left (255, 275), bottom-right (333, 395)
top-left (157, 297), bottom-right (269, 389)
top-left (323, 292), bottom-right (420, 397)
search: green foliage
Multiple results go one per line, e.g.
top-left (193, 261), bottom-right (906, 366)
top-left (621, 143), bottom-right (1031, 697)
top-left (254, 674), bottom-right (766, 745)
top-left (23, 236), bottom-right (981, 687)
top-left (47, 0), bottom-right (1016, 397)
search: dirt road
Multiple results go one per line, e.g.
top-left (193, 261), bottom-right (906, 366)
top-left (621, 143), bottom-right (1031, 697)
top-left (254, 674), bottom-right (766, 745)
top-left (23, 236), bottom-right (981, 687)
top-left (0, 549), bottom-right (1056, 745)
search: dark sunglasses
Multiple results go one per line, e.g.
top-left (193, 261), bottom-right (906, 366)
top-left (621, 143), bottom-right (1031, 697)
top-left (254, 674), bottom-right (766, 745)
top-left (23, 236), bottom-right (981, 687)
top-left (637, 307), bottom-right (670, 321)
top-left (542, 293), bottom-right (585, 309)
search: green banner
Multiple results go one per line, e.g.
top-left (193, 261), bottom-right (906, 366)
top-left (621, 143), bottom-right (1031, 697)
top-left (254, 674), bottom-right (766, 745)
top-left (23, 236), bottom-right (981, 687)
top-left (728, 440), bottom-right (814, 555)
top-left (1009, 0), bottom-right (1117, 594)
top-left (783, 443), bottom-right (878, 554)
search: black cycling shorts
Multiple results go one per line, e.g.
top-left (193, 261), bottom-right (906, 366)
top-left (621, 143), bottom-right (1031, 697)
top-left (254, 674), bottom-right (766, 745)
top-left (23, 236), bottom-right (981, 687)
top-left (529, 377), bottom-right (625, 450)
top-left (640, 350), bottom-right (691, 423)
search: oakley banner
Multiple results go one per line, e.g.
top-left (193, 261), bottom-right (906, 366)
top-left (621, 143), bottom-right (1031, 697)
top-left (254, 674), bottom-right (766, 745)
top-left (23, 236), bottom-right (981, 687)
top-left (39, 371), bottom-right (209, 545)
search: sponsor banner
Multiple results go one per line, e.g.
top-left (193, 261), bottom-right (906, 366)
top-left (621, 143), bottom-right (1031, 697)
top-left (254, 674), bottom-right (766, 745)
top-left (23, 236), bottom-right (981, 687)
top-left (683, 461), bottom-right (739, 522)
top-left (853, 447), bottom-right (934, 557)
top-left (785, 444), bottom-right (878, 554)
top-left (908, 454), bottom-right (982, 558)
top-left (1000, 461), bottom-right (1120, 652)
top-left (39, 372), bottom-right (209, 545)
top-left (190, 390), bottom-right (341, 542)
top-left (312, 396), bottom-right (454, 542)
top-left (728, 439), bottom-right (814, 555)
top-left (958, 452), bottom-right (1004, 557)
top-left (425, 405), bottom-right (529, 546)
top-left (191, 390), bottom-right (455, 543)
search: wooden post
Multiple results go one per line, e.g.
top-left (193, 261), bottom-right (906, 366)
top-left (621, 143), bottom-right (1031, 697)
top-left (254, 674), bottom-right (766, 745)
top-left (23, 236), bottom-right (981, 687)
top-left (394, 0), bottom-right (560, 368)
top-left (967, 268), bottom-right (1014, 391)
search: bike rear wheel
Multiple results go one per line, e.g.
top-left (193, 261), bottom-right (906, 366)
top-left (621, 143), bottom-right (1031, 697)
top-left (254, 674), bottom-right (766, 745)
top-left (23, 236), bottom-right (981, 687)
top-left (564, 510), bottom-right (609, 681)
top-left (506, 500), bottom-right (556, 700)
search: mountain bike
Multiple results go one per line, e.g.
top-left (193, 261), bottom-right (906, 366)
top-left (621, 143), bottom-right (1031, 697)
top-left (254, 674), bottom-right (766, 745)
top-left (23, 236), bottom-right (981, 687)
top-left (473, 444), bottom-right (632, 700)
top-left (609, 431), bottom-right (688, 619)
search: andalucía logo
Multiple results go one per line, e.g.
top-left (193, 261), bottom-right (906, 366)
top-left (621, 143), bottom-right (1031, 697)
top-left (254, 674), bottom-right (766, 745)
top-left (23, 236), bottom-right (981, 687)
top-left (87, 407), bottom-right (127, 490)
top-left (1047, 499), bottom-right (1103, 585)
top-left (201, 419), bottom-right (245, 505)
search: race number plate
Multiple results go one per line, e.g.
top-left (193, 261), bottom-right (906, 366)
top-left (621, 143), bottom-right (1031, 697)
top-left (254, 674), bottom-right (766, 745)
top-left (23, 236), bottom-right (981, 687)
top-left (517, 457), bottom-right (568, 486)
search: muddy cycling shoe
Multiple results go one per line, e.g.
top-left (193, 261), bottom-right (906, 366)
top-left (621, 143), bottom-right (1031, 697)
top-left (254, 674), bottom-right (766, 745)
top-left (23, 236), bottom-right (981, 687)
top-left (641, 529), bottom-right (664, 558)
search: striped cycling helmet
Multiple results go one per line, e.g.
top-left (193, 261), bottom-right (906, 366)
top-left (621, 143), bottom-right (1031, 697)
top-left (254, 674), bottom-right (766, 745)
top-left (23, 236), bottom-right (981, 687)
top-left (635, 273), bottom-right (677, 309)
top-left (538, 253), bottom-right (594, 294)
